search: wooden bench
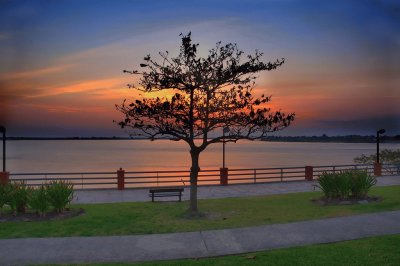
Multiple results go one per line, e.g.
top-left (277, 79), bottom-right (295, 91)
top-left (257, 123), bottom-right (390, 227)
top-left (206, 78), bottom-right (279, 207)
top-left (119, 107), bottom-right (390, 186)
top-left (149, 188), bottom-right (184, 202)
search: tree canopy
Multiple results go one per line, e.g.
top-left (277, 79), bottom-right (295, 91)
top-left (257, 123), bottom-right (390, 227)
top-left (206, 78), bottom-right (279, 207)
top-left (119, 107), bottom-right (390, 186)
top-left (354, 149), bottom-right (400, 165)
top-left (117, 33), bottom-right (295, 212)
top-left (118, 33), bottom-right (294, 146)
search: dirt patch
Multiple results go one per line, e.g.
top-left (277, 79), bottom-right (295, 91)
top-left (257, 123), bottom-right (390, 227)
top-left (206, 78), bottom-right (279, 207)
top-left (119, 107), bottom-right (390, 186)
top-left (0, 208), bottom-right (85, 222)
top-left (312, 196), bottom-right (381, 206)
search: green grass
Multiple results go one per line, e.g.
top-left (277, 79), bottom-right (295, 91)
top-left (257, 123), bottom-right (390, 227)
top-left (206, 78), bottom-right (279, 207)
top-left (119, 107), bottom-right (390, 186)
top-left (0, 185), bottom-right (399, 239)
top-left (82, 234), bottom-right (400, 266)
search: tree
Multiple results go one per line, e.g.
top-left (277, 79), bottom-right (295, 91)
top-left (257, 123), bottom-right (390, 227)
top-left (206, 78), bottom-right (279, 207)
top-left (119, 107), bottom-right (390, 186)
top-left (354, 149), bottom-right (400, 165)
top-left (354, 149), bottom-right (400, 174)
top-left (116, 33), bottom-right (295, 213)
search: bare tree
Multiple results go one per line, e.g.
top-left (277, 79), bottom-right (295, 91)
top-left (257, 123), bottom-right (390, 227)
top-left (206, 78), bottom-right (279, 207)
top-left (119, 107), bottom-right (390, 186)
top-left (117, 33), bottom-right (295, 213)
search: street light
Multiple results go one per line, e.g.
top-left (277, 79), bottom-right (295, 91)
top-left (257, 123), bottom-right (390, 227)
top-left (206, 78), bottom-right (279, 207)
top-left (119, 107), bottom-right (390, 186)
top-left (376, 128), bottom-right (386, 164)
top-left (0, 126), bottom-right (5, 172)
top-left (222, 126), bottom-right (230, 168)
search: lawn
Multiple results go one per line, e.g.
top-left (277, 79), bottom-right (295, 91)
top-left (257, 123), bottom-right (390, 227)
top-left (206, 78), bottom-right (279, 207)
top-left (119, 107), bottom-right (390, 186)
top-left (0, 185), bottom-right (399, 239)
top-left (88, 234), bottom-right (400, 266)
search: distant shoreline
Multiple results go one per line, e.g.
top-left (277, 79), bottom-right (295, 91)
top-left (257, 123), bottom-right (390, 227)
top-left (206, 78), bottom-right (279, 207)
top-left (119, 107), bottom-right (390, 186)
top-left (4, 135), bottom-right (400, 144)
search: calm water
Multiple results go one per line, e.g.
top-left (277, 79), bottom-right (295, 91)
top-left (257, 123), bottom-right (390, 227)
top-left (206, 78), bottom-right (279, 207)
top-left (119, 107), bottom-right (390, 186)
top-left (2, 140), bottom-right (399, 173)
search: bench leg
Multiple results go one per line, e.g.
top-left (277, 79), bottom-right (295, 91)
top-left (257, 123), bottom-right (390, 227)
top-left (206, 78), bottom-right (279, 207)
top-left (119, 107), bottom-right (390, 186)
top-left (152, 193), bottom-right (154, 202)
top-left (179, 193), bottom-right (181, 202)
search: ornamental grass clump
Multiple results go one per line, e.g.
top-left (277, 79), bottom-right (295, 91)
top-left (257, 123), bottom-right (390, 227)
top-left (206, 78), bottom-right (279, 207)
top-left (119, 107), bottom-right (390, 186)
top-left (0, 183), bottom-right (12, 215)
top-left (29, 185), bottom-right (50, 217)
top-left (46, 180), bottom-right (74, 213)
top-left (350, 171), bottom-right (377, 198)
top-left (1, 180), bottom-right (74, 217)
top-left (317, 170), bottom-right (376, 200)
top-left (317, 172), bottom-right (348, 199)
top-left (7, 181), bottom-right (31, 215)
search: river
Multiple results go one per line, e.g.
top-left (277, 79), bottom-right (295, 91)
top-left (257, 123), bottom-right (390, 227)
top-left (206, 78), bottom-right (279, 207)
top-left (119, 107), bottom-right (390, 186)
top-left (2, 140), bottom-right (399, 173)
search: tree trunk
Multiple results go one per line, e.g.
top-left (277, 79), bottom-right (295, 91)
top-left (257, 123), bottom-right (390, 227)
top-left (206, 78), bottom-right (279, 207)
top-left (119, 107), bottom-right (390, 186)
top-left (189, 150), bottom-right (200, 213)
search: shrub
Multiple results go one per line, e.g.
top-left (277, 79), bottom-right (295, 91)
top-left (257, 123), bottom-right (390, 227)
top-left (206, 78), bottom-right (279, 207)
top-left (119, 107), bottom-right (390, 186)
top-left (29, 185), bottom-right (50, 216)
top-left (0, 183), bottom-right (12, 215)
top-left (317, 170), bottom-right (376, 200)
top-left (7, 181), bottom-right (31, 215)
top-left (47, 180), bottom-right (74, 213)
top-left (317, 172), bottom-right (351, 199)
top-left (350, 171), bottom-right (377, 198)
top-left (335, 171), bottom-right (352, 199)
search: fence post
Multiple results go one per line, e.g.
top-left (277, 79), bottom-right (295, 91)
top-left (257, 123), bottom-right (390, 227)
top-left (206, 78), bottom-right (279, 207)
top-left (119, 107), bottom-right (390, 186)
top-left (117, 168), bottom-right (125, 190)
top-left (0, 171), bottom-right (9, 185)
top-left (305, 166), bottom-right (313, 181)
top-left (374, 162), bottom-right (382, 176)
top-left (220, 167), bottom-right (228, 185)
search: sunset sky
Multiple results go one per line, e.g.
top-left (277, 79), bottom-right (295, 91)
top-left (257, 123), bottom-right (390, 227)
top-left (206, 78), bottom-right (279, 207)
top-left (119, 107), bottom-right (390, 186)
top-left (1, 0), bottom-right (399, 137)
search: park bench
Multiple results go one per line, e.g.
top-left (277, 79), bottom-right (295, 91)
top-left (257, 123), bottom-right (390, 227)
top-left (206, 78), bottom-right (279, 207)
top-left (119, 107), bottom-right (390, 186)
top-left (149, 188), bottom-right (184, 202)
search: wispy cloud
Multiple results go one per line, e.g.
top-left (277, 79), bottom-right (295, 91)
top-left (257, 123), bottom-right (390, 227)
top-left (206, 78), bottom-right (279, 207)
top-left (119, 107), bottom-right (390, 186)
top-left (0, 64), bottom-right (73, 80)
top-left (17, 102), bottom-right (107, 114)
top-left (28, 77), bottom-right (126, 98)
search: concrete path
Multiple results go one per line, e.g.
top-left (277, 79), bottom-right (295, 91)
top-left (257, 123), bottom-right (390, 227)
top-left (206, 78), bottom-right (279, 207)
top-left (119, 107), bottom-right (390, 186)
top-left (1, 210), bottom-right (399, 265)
top-left (73, 175), bottom-right (400, 204)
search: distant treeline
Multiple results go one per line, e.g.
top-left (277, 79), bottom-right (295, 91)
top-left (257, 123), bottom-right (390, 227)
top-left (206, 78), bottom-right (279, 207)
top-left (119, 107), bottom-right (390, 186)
top-left (261, 135), bottom-right (400, 143)
top-left (6, 137), bottom-right (134, 140)
top-left (5, 135), bottom-right (400, 143)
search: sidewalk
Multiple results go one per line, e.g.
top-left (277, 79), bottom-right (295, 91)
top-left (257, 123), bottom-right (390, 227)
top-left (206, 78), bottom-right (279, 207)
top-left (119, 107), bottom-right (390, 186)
top-left (1, 211), bottom-right (399, 265)
top-left (73, 175), bottom-right (400, 204)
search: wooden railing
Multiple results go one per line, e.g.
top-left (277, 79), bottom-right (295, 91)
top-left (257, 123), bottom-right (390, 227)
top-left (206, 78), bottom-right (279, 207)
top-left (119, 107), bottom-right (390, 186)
top-left (8, 163), bottom-right (398, 190)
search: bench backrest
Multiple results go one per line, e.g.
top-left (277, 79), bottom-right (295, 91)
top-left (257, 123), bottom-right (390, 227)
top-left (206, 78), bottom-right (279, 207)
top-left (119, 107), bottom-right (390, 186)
top-left (149, 188), bottom-right (184, 193)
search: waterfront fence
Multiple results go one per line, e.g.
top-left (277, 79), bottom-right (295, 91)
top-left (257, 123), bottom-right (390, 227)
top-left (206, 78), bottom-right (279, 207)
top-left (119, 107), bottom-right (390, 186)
top-left (6, 163), bottom-right (398, 190)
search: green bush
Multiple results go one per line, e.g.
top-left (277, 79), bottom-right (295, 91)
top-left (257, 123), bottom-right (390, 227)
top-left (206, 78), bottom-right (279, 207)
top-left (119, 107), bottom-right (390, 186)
top-left (317, 170), bottom-right (376, 200)
top-left (317, 172), bottom-right (351, 199)
top-left (316, 172), bottom-right (337, 199)
top-left (46, 180), bottom-right (74, 213)
top-left (0, 183), bottom-right (12, 215)
top-left (7, 181), bottom-right (31, 215)
top-left (351, 171), bottom-right (377, 198)
top-left (1, 180), bottom-right (75, 216)
top-left (29, 185), bottom-right (50, 216)
top-left (335, 171), bottom-right (352, 199)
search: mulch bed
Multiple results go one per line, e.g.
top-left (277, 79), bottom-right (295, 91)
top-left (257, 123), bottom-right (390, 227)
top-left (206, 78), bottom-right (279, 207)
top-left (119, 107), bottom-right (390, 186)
top-left (0, 208), bottom-right (85, 222)
top-left (312, 196), bottom-right (381, 206)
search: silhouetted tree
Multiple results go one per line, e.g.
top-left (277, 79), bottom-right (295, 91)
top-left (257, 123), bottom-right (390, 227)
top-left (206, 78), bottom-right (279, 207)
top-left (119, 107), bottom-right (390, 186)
top-left (117, 33), bottom-right (295, 213)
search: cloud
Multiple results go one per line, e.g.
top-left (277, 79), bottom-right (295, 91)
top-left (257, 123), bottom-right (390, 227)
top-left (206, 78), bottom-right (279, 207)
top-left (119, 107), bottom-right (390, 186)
top-left (28, 77), bottom-right (127, 98)
top-left (0, 64), bottom-right (73, 80)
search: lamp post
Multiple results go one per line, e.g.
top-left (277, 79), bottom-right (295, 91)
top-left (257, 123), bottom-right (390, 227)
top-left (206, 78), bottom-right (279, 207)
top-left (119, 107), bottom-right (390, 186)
top-left (376, 128), bottom-right (385, 164)
top-left (220, 127), bottom-right (230, 185)
top-left (0, 126), bottom-right (5, 172)
top-left (0, 126), bottom-right (8, 185)
top-left (222, 127), bottom-right (230, 168)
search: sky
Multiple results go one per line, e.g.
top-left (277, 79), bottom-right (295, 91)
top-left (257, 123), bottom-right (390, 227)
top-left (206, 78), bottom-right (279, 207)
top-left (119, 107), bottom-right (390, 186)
top-left (0, 0), bottom-right (399, 137)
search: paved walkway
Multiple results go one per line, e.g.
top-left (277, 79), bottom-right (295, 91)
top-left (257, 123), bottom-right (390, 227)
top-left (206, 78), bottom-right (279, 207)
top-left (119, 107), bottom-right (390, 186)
top-left (73, 175), bottom-right (400, 204)
top-left (1, 176), bottom-right (399, 265)
top-left (1, 211), bottom-right (400, 265)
